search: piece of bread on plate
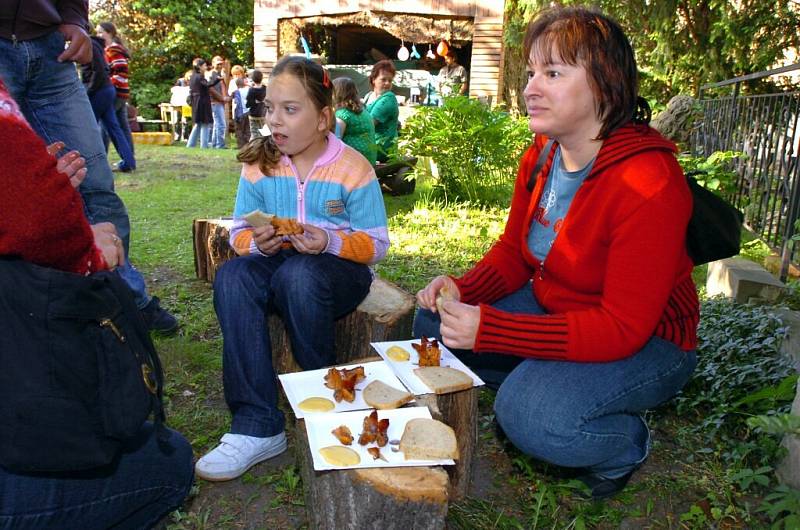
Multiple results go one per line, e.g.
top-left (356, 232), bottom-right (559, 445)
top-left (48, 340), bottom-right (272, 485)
top-left (413, 366), bottom-right (473, 394)
top-left (400, 418), bottom-right (459, 460)
top-left (363, 380), bottom-right (413, 410)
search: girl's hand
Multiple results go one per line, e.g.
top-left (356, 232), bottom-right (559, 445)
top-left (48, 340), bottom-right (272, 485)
top-left (439, 301), bottom-right (480, 350)
top-left (416, 275), bottom-right (460, 312)
top-left (289, 224), bottom-right (328, 254)
top-left (253, 224), bottom-right (282, 256)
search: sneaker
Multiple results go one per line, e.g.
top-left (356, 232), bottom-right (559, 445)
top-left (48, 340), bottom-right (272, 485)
top-left (140, 296), bottom-right (179, 335)
top-left (195, 432), bottom-right (287, 481)
top-left (577, 469), bottom-right (637, 500)
top-left (112, 161), bottom-right (134, 173)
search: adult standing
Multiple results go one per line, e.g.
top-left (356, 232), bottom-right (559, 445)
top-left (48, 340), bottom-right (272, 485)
top-left (209, 55), bottom-right (229, 149)
top-left (364, 59), bottom-right (399, 162)
top-left (414, 6), bottom-right (699, 499)
top-left (186, 57), bottom-right (221, 148)
top-left (95, 21), bottom-right (135, 170)
top-left (0, 0), bottom-right (179, 333)
top-left (437, 49), bottom-right (468, 101)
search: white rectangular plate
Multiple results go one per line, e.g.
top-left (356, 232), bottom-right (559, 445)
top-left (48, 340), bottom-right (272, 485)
top-left (304, 406), bottom-right (455, 471)
top-left (278, 361), bottom-right (411, 419)
top-left (371, 339), bottom-right (485, 395)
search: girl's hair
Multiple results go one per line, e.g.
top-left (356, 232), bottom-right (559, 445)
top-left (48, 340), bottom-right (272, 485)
top-left (332, 77), bottom-right (363, 113)
top-left (368, 60), bottom-right (396, 89)
top-left (192, 58), bottom-right (206, 74)
top-left (237, 56), bottom-right (334, 174)
top-left (231, 65), bottom-right (245, 77)
top-left (524, 6), bottom-right (650, 139)
top-left (98, 21), bottom-right (124, 46)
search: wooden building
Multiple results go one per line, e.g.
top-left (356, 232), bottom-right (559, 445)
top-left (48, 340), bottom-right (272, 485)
top-left (253, 0), bottom-right (506, 104)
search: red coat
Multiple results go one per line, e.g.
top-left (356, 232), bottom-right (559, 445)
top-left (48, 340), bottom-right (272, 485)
top-left (0, 80), bottom-right (106, 274)
top-left (455, 125), bottom-right (699, 362)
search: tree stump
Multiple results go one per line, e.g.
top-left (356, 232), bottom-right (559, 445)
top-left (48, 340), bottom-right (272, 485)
top-left (192, 218), bottom-right (237, 283)
top-left (415, 388), bottom-right (478, 500)
top-left (296, 418), bottom-right (449, 530)
top-left (269, 277), bottom-right (416, 375)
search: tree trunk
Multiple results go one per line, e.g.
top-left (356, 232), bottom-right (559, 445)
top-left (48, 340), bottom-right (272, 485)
top-left (192, 218), bottom-right (237, 283)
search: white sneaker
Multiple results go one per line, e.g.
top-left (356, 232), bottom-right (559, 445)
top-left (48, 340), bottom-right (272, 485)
top-left (195, 432), bottom-right (287, 481)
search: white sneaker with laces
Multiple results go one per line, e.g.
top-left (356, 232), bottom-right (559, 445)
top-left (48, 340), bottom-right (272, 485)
top-left (195, 432), bottom-right (287, 481)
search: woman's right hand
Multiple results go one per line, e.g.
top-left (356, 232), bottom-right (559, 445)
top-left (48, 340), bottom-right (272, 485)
top-left (91, 222), bottom-right (125, 269)
top-left (253, 224), bottom-right (282, 256)
top-left (416, 275), bottom-right (460, 313)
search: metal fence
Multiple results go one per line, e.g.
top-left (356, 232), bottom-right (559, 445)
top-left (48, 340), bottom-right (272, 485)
top-left (692, 63), bottom-right (800, 280)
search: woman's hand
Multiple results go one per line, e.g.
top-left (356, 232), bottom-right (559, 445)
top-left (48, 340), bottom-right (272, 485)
top-left (439, 301), bottom-right (480, 350)
top-left (47, 142), bottom-right (86, 188)
top-left (91, 222), bottom-right (125, 269)
top-left (289, 224), bottom-right (328, 254)
top-left (253, 224), bottom-right (282, 256)
top-left (416, 275), bottom-right (460, 312)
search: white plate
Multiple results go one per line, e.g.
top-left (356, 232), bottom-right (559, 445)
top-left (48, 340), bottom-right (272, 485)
top-left (278, 361), bottom-right (411, 419)
top-left (304, 406), bottom-right (455, 471)
top-left (371, 339), bottom-right (485, 395)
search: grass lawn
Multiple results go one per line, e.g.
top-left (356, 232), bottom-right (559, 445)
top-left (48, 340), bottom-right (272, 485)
top-left (120, 144), bottom-right (780, 529)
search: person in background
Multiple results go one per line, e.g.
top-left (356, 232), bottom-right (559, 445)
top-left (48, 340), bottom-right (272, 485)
top-left (0, 0), bottom-right (178, 334)
top-left (81, 32), bottom-right (136, 173)
top-left (333, 76), bottom-right (377, 165)
top-left (195, 56), bottom-right (389, 481)
top-left (246, 68), bottom-right (267, 140)
top-left (209, 55), bottom-right (229, 149)
top-left (413, 6), bottom-right (699, 500)
top-left (364, 59), bottom-right (399, 162)
top-left (231, 76), bottom-right (251, 149)
top-left (186, 57), bottom-right (221, 148)
top-left (437, 48), bottom-right (468, 102)
top-left (95, 21), bottom-right (134, 169)
top-left (0, 76), bottom-right (194, 530)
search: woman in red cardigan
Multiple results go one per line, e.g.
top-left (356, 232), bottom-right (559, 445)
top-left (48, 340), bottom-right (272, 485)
top-left (414, 7), bottom-right (699, 499)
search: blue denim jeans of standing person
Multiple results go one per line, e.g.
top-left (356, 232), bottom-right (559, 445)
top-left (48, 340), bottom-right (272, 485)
top-left (103, 97), bottom-right (135, 158)
top-left (0, 423), bottom-right (194, 530)
top-left (186, 122), bottom-right (211, 148)
top-left (214, 250), bottom-right (373, 437)
top-left (210, 102), bottom-right (227, 148)
top-left (413, 282), bottom-right (697, 479)
top-left (89, 84), bottom-right (136, 171)
top-left (0, 32), bottom-right (152, 309)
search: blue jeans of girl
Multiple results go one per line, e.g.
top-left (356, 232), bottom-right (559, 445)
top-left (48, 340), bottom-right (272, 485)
top-left (89, 84), bottom-right (136, 171)
top-left (413, 283), bottom-right (697, 479)
top-left (214, 250), bottom-right (373, 437)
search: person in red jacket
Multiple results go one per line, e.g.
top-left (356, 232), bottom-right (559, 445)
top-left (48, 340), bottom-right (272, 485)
top-left (414, 6), bottom-right (699, 500)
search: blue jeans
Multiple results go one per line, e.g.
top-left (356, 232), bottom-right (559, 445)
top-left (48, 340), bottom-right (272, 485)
top-left (214, 251), bottom-right (372, 437)
top-left (0, 32), bottom-right (151, 309)
top-left (413, 283), bottom-right (697, 478)
top-left (210, 103), bottom-right (226, 148)
top-left (102, 97), bottom-right (135, 159)
top-left (186, 122), bottom-right (211, 148)
top-left (89, 84), bottom-right (136, 171)
top-left (0, 423), bottom-right (194, 529)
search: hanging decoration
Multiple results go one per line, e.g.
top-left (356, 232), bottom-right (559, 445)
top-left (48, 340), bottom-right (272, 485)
top-left (397, 40), bottom-right (410, 61)
top-left (436, 39), bottom-right (449, 57)
top-left (299, 35), bottom-right (312, 59)
top-left (426, 44), bottom-right (436, 59)
top-left (410, 43), bottom-right (421, 59)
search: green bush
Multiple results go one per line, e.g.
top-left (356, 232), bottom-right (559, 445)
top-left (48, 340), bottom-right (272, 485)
top-left (398, 97), bottom-right (531, 205)
top-left (678, 150), bottom-right (744, 196)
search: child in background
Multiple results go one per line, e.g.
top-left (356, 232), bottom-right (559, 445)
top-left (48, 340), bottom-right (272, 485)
top-left (246, 69), bottom-right (266, 139)
top-left (231, 77), bottom-right (250, 149)
top-left (333, 77), bottom-right (377, 165)
top-left (195, 56), bottom-right (389, 481)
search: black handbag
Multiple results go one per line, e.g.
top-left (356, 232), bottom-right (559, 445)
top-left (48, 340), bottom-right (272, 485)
top-left (0, 259), bottom-right (166, 473)
top-left (527, 141), bottom-right (743, 266)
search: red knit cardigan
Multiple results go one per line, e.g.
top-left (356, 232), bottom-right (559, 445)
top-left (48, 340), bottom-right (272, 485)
top-left (0, 81), bottom-right (107, 274)
top-left (455, 125), bottom-right (699, 362)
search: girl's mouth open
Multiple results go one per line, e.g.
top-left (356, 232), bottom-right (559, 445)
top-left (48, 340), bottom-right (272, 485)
top-left (273, 133), bottom-right (288, 145)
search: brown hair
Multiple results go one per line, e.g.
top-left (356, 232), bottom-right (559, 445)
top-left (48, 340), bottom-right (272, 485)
top-left (368, 60), bottom-right (396, 89)
top-left (98, 21), bottom-right (124, 46)
top-left (523, 6), bottom-right (650, 139)
top-left (332, 77), bottom-right (363, 114)
top-left (237, 56), bottom-right (334, 173)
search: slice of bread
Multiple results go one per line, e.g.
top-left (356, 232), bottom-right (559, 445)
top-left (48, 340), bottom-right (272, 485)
top-left (363, 380), bottom-right (413, 410)
top-left (243, 209), bottom-right (274, 228)
top-left (400, 418), bottom-right (459, 460)
top-left (414, 366), bottom-right (473, 394)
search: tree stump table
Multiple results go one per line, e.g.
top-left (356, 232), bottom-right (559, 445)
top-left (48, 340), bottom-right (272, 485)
top-left (192, 218), bottom-right (236, 283)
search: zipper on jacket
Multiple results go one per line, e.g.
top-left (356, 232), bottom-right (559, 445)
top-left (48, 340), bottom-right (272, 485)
top-left (100, 318), bottom-right (126, 342)
top-left (11, 0), bottom-right (21, 46)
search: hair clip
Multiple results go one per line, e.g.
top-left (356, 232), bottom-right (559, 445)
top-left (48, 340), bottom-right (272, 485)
top-left (322, 68), bottom-right (331, 89)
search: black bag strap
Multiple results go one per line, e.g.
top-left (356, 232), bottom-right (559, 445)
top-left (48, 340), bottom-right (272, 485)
top-left (526, 139), bottom-right (555, 192)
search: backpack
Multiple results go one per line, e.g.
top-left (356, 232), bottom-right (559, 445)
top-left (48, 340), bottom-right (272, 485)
top-left (0, 259), bottom-right (166, 472)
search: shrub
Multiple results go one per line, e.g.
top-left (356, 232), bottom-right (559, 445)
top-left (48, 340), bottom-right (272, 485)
top-left (398, 97), bottom-right (531, 205)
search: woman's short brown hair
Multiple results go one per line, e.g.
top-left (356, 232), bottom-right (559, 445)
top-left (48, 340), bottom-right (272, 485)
top-left (368, 60), bottom-right (396, 89)
top-left (524, 6), bottom-right (649, 139)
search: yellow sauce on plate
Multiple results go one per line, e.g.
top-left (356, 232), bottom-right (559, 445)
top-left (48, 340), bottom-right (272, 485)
top-left (298, 396), bottom-right (335, 412)
top-left (386, 345), bottom-right (410, 362)
top-left (319, 445), bottom-right (361, 466)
